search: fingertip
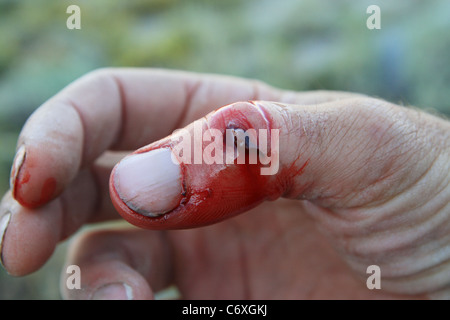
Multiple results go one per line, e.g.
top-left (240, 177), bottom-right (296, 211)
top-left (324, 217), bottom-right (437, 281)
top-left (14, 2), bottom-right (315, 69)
top-left (12, 102), bottom-right (84, 208)
top-left (11, 145), bottom-right (64, 208)
top-left (0, 194), bottom-right (61, 276)
top-left (62, 261), bottom-right (154, 300)
top-left (61, 229), bottom-right (165, 300)
top-left (110, 101), bottom-right (284, 230)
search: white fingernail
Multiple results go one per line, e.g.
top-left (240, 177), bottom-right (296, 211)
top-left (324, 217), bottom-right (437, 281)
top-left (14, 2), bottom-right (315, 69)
top-left (92, 283), bottom-right (134, 300)
top-left (10, 146), bottom-right (26, 190)
top-left (0, 212), bottom-right (11, 266)
top-left (114, 148), bottom-right (182, 217)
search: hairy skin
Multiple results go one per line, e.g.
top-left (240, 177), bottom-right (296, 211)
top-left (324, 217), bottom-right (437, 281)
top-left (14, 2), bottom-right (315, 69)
top-left (0, 69), bottom-right (448, 299)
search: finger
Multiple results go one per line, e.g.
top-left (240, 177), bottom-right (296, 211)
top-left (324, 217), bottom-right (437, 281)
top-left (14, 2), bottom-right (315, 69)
top-left (110, 98), bottom-right (449, 296)
top-left (0, 174), bottom-right (95, 276)
top-left (11, 67), bottom-right (361, 208)
top-left (0, 151), bottom-right (131, 276)
top-left (61, 228), bottom-right (172, 300)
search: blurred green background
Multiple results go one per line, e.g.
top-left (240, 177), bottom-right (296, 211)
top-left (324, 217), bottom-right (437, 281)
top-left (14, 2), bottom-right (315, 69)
top-left (0, 0), bottom-right (449, 299)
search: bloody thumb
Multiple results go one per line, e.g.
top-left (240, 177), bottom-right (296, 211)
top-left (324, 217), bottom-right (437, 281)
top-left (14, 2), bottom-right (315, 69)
top-left (110, 98), bottom-right (441, 230)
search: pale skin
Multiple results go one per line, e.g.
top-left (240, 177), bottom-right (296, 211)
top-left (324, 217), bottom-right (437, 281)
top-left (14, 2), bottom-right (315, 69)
top-left (0, 69), bottom-right (449, 299)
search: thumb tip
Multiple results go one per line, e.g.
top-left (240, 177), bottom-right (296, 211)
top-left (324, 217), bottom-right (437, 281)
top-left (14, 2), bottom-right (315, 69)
top-left (112, 148), bottom-right (183, 218)
top-left (110, 102), bottom-right (286, 230)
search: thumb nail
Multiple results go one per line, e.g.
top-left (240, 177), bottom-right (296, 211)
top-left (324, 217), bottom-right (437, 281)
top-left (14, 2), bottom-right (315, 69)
top-left (113, 148), bottom-right (182, 217)
top-left (92, 283), bottom-right (133, 300)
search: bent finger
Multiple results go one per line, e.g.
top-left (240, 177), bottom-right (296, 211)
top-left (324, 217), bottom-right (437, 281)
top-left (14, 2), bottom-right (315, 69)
top-left (61, 227), bottom-right (172, 300)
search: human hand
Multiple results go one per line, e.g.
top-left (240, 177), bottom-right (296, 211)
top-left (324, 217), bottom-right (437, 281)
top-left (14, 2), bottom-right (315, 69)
top-left (0, 69), bottom-right (449, 299)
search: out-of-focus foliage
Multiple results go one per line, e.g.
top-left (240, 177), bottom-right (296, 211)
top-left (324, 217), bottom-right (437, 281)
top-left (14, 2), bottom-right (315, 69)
top-left (0, 0), bottom-right (449, 299)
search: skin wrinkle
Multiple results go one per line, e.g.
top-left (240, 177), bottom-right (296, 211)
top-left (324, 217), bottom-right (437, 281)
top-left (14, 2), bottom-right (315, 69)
top-left (362, 153), bottom-right (443, 226)
top-left (318, 165), bottom-right (444, 235)
top-left (336, 147), bottom-right (408, 209)
top-left (374, 113), bottom-right (421, 168)
top-left (382, 258), bottom-right (450, 294)
top-left (58, 189), bottom-right (71, 241)
top-left (267, 105), bottom-right (307, 198)
top-left (87, 153), bottom-right (125, 224)
top-left (73, 171), bottom-right (100, 228)
top-left (319, 168), bottom-right (446, 250)
top-left (400, 107), bottom-right (449, 161)
top-left (343, 203), bottom-right (449, 262)
top-left (302, 107), bottom-right (358, 203)
top-left (278, 107), bottom-right (327, 197)
top-left (61, 97), bottom-right (90, 167)
top-left (335, 167), bottom-right (445, 236)
top-left (363, 154), bottom-right (438, 211)
top-left (61, 71), bottom-right (121, 166)
top-left (333, 204), bottom-right (450, 285)
top-left (87, 165), bottom-right (110, 224)
top-left (313, 110), bottom-right (338, 165)
top-left (107, 70), bottom-right (187, 150)
top-left (109, 73), bottom-right (128, 151)
top-left (58, 171), bottom-right (98, 240)
top-left (365, 218), bottom-right (450, 279)
top-left (344, 231), bottom-right (450, 280)
top-left (280, 107), bottom-right (298, 136)
top-left (89, 74), bottom-right (122, 158)
top-left (177, 80), bottom-right (217, 126)
top-left (250, 79), bottom-right (263, 101)
top-left (278, 107), bottom-right (303, 154)
top-left (336, 104), bottom-right (431, 208)
top-left (172, 79), bottom-right (202, 132)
